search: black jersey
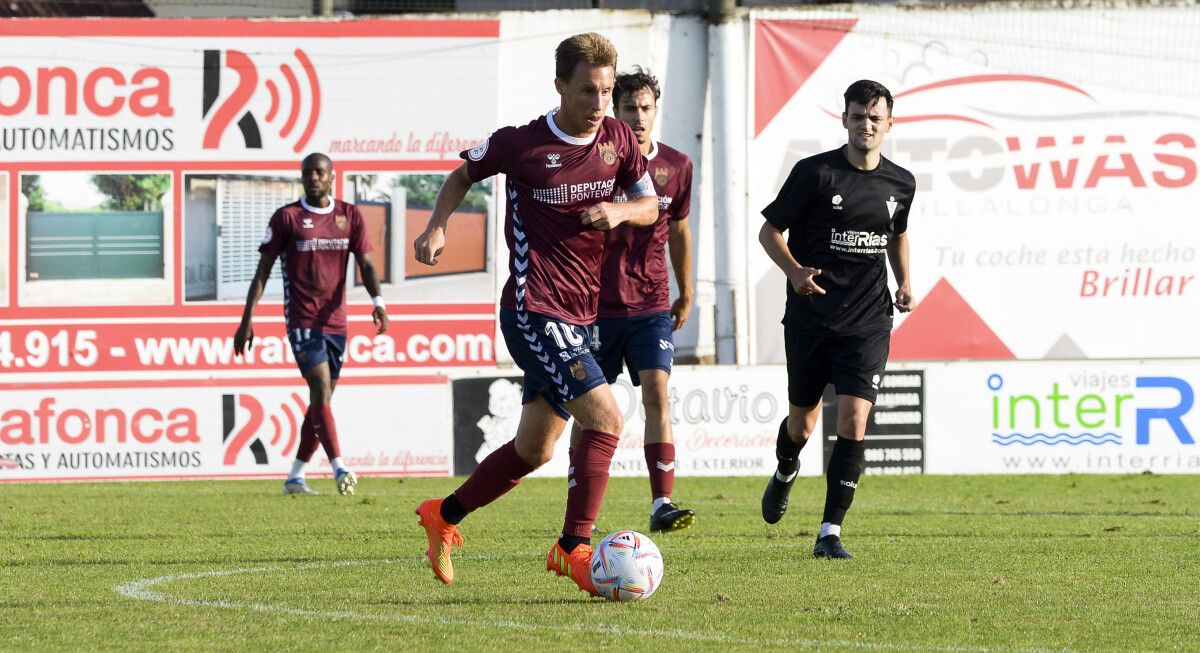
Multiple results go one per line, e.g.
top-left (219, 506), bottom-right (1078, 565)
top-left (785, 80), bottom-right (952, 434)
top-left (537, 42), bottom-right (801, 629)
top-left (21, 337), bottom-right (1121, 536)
top-left (762, 147), bottom-right (915, 335)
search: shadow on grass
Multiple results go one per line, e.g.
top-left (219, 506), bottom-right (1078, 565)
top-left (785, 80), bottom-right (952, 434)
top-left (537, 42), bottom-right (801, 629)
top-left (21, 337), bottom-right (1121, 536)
top-left (374, 595), bottom-right (600, 607)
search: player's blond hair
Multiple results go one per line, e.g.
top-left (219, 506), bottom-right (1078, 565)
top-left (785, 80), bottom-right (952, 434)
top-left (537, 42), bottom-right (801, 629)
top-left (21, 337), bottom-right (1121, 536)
top-left (555, 32), bottom-right (617, 83)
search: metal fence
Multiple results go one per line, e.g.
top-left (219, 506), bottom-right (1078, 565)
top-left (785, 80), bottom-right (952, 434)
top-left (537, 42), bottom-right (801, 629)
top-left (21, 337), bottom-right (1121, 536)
top-left (27, 211), bottom-right (164, 281)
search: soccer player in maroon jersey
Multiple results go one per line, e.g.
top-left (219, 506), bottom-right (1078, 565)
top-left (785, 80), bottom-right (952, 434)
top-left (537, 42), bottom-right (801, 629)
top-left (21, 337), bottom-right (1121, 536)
top-left (412, 33), bottom-right (658, 595)
top-left (233, 152), bottom-right (389, 496)
top-left (570, 66), bottom-right (696, 534)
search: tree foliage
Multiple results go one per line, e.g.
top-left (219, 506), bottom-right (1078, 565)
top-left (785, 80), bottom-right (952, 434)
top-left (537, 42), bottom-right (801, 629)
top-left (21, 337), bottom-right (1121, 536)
top-left (21, 175), bottom-right (47, 212)
top-left (90, 174), bottom-right (171, 211)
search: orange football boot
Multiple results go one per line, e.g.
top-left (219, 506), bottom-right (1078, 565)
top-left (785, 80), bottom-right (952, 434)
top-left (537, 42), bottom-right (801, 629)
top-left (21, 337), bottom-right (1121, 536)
top-left (415, 498), bottom-right (463, 584)
top-left (546, 540), bottom-right (600, 597)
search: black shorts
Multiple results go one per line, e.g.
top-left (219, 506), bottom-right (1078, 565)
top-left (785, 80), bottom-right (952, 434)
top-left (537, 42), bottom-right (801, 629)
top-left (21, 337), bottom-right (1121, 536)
top-left (784, 327), bottom-right (890, 407)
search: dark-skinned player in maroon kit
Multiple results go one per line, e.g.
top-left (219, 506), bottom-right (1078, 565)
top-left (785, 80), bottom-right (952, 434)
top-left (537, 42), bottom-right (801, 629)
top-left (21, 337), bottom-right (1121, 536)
top-left (234, 152), bottom-right (389, 497)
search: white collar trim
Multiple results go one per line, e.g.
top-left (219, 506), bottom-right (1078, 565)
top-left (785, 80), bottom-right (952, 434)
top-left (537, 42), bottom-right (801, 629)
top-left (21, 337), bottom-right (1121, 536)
top-left (646, 141), bottom-right (659, 161)
top-left (547, 108), bottom-right (596, 146)
top-left (300, 196), bottom-right (335, 214)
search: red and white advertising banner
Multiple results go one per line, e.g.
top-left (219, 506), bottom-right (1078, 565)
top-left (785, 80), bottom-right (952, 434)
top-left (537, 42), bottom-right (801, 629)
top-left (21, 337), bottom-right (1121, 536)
top-left (749, 8), bottom-right (1200, 362)
top-left (501, 366), bottom-right (828, 479)
top-left (921, 360), bottom-right (1200, 474)
top-left (0, 375), bottom-right (452, 482)
top-left (0, 19), bottom-right (499, 162)
top-left (0, 305), bottom-right (495, 374)
top-left (1, 18), bottom-right (502, 375)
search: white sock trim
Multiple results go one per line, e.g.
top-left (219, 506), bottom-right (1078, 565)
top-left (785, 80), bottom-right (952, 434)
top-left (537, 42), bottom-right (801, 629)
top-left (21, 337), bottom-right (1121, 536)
top-left (330, 457), bottom-right (345, 472)
top-left (651, 497), bottom-right (672, 513)
top-left (289, 459), bottom-right (307, 480)
top-left (775, 469), bottom-right (798, 483)
top-left (819, 522), bottom-right (841, 539)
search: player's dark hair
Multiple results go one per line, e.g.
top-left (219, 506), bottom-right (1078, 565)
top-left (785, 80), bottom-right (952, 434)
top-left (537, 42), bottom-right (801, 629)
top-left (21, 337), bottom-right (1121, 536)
top-left (555, 32), bottom-right (617, 83)
top-left (614, 66), bottom-right (661, 110)
top-left (843, 79), bottom-right (894, 115)
top-left (301, 152), bottom-right (332, 170)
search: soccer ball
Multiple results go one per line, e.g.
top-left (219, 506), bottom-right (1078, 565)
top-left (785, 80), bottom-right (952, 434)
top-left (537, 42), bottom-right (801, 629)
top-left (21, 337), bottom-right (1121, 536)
top-left (590, 530), bottom-right (664, 602)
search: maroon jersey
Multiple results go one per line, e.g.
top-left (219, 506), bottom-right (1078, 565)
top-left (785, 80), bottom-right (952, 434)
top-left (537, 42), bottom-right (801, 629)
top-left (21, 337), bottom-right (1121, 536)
top-left (462, 109), bottom-right (651, 325)
top-left (258, 197), bottom-right (371, 333)
top-left (599, 141), bottom-right (693, 317)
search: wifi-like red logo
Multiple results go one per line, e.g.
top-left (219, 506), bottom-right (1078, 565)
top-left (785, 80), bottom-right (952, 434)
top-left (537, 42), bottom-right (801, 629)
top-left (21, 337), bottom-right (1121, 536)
top-left (202, 49), bottom-right (321, 153)
top-left (222, 392), bottom-right (308, 466)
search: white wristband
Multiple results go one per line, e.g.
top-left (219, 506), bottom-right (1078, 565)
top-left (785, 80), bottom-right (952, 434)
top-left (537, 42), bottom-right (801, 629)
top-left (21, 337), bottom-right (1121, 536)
top-left (372, 296), bottom-right (386, 310)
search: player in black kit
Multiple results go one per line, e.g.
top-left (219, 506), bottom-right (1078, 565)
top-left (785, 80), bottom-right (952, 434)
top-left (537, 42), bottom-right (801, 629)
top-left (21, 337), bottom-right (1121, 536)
top-left (757, 80), bottom-right (916, 559)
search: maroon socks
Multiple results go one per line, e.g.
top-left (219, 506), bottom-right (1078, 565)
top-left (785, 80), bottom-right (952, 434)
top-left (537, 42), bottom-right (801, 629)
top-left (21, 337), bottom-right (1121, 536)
top-left (309, 404), bottom-right (341, 459)
top-left (562, 429), bottom-right (619, 539)
top-left (454, 440), bottom-right (536, 514)
top-left (644, 442), bottom-right (676, 501)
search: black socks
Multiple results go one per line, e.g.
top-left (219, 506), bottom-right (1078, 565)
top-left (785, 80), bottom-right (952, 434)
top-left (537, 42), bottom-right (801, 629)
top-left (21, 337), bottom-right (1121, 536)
top-left (439, 493), bottom-right (468, 525)
top-left (558, 534), bottom-right (590, 553)
top-left (822, 436), bottom-right (865, 525)
top-left (775, 417), bottom-right (807, 476)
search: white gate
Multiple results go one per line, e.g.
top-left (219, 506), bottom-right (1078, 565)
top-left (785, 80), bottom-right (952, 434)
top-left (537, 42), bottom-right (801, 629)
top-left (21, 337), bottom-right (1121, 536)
top-left (215, 176), bottom-right (300, 301)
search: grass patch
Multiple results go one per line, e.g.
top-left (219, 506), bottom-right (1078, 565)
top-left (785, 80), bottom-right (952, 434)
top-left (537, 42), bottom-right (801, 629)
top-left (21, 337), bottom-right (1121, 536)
top-left (1, 474), bottom-right (1196, 651)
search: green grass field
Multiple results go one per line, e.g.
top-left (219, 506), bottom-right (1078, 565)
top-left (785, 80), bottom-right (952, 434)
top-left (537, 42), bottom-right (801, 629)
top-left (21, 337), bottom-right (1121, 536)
top-left (2, 474), bottom-right (1197, 651)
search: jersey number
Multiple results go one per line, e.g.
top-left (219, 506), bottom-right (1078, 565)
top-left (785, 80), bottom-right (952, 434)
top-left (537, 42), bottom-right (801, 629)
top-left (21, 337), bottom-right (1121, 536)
top-left (544, 322), bottom-right (584, 349)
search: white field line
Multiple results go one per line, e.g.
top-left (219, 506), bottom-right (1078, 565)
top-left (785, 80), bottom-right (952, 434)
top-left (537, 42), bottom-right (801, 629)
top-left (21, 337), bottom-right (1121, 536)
top-left (111, 558), bottom-right (1042, 653)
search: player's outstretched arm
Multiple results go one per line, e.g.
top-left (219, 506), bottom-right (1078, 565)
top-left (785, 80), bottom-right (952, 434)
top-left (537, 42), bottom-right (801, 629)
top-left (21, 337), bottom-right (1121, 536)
top-left (887, 231), bottom-right (914, 312)
top-left (414, 164), bottom-right (475, 266)
top-left (758, 222), bottom-right (824, 296)
top-left (356, 255), bottom-right (389, 334)
top-left (668, 217), bottom-right (694, 331)
top-left (234, 252), bottom-right (277, 356)
top-left (580, 194), bottom-right (658, 231)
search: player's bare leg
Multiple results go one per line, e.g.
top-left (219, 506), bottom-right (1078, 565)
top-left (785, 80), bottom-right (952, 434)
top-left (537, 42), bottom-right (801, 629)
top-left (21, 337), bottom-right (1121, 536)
top-left (762, 400), bottom-right (821, 524)
top-left (299, 363), bottom-right (355, 495)
top-left (548, 384), bottom-right (623, 596)
top-left (513, 396), bottom-right (571, 467)
top-left (285, 363), bottom-right (342, 495)
top-left (421, 395), bottom-right (567, 585)
top-left (814, 395), bottom-right (870, 560)
top-left (639, 369), bottom-right (694, 533)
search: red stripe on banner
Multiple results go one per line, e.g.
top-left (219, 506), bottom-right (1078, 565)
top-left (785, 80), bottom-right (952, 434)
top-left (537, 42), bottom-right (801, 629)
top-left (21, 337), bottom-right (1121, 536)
top-left (890, 278), bottom-right (1015, 361)
top-left (2, 160), bottom-right (463, 171)
top-left (202, 50), bottom-right (259, 149)
top-left (171, 169), bottom-right (184, 306)
top-left (0, 470), bottom-right (451, 483)
top-left (0, 18), bottom-right (500, 39)
top-left (6, 170), bottom-right (16, 307)
top-left (293, 49), bottom-right (321, 154)
top-left (754, 18), bottom-right (857, 137)
top-left (224, 394), bottom-right (265, 465)
top-left (895, 74), bottom-right (1094, 101)
top-left (0, 319), bottom-right (496, 373)
top-left (0, 376), bottom-right (449, 390)
top-left (894, 114), bottom-right (994, 128)
top-left (2, 302), bottom-right (492, 319)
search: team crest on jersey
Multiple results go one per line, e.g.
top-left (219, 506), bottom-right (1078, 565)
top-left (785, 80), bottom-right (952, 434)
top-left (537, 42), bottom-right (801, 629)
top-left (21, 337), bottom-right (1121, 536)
top-left (302, 217), bottom-right (315, 229)
top-left (546, 153), bottom-right (562, 168)
top-left (569, 360), bottom-right (587, 380)
top-left (467, 139), bottom-right (489, 162)
top-left (654, 166), bottom-right (669, 186)
top-left (335, 214), bottom-right (348, 230)
top-left (886, 196), bottom-right (898, 219)
top-left (598, 141), bottom-right (617, 165)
